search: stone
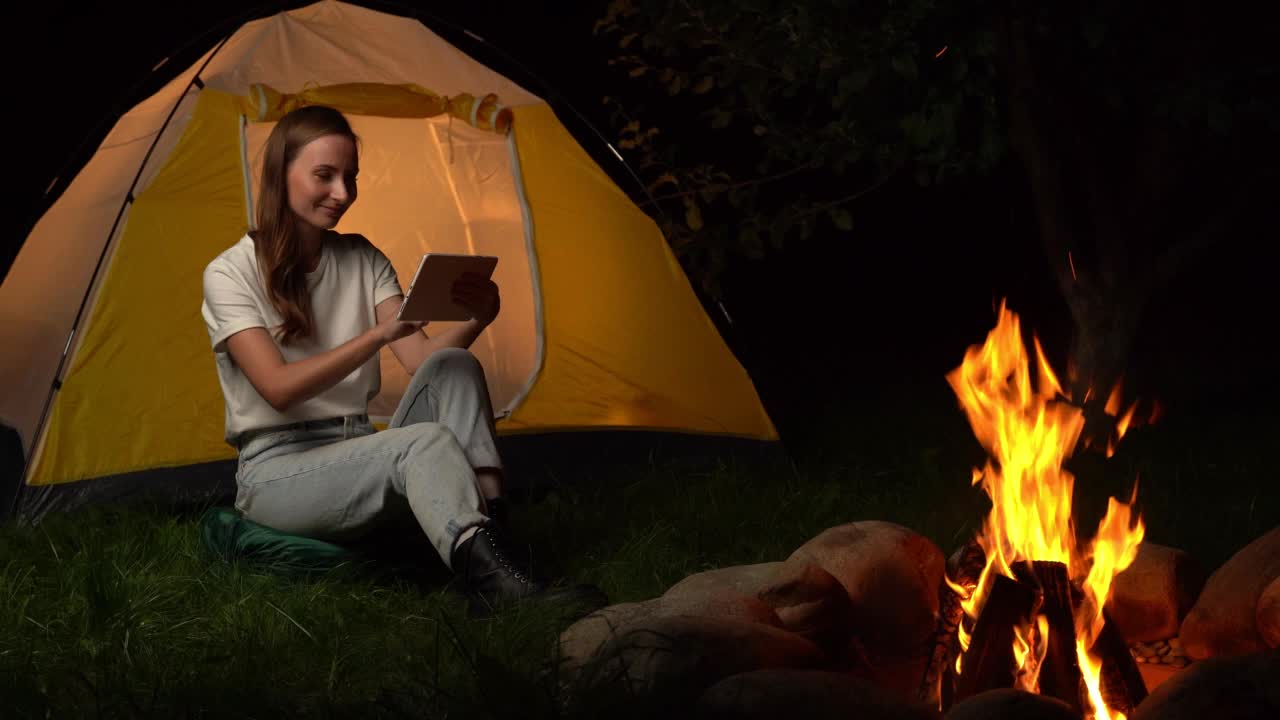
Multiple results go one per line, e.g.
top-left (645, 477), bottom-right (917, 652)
top-left (1107, 542), bottom-right (1206, 643)
top-left (664, 562), bottom-right (785, 601)
top-left (573, 615), bottom-right (826, 706)
top-left (696, 669), bottom-right (941, 720)
top-left (1257, 576), bottom-right (1280, 649)
top-left (846, 636), bottom-right (934, 706)
top-left (558, 602), bottom-right (654, 676)
top-left (558, 588), bottom-right (782, 678)
top-left (787, 521), bottom-right (945, 654)
top-left (1130, 648), bottom-right (1280, 720)
top-left (1180, 527), bottom-right (1280, 659)
top-left (756, 560), bottom-right (855, 652)
top-left (943, 688), bottom-right (1080, 720)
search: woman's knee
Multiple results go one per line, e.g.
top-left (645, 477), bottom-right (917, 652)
top-left (416, 347), bottom-right (482, 381)
top-left (405, 421), bottom-right (459, 449)
top-left (404, 422), bottom-right (475, 468)
top-left (402, 424), bottom-right (476, 487)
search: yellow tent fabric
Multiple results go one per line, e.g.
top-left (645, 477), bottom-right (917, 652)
top-left (500, 104), bottom-right (777, 438)
top-left (29, 92), bottom-right (248, 485)
top-left (239, 82), bottom-right (513, 133)
top-left (8, 0), bottom-right (777, 499)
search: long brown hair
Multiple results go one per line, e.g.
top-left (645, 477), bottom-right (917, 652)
top-left (252, 105), bottom-right (358, 346)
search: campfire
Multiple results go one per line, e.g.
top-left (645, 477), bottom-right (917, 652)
top-left (937, 301), bottom-right (1151, 718)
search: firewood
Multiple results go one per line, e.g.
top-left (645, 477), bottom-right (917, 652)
top-left (1093, 608), bottom-right (1149, 715)
top-left (918, 541), bottom-right (985, 707)
top-left (1013, 560), bottom-right (1084, 713)
top-left (954, 573), bottom-right (1039, 702)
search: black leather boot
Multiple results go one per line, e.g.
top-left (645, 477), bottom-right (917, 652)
top-left (450, 524), bottom-right (608, 617)
top-left (484, 496), bottom-right (511, 529)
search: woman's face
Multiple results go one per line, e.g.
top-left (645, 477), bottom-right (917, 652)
top-left (286, 133), bottom-right (358, 231)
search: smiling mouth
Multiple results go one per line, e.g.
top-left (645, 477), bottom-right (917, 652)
top-left (320, 206), bottom-right (344, 217)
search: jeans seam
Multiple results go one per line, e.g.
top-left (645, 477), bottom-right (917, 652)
top-left (397, 382), bottom-right (439, 427)
top-left (242, 445), bottom-right (405, 486)
top-left (239, 436), bottom-right (336, 474)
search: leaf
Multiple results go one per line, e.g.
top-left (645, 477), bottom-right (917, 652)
top-left (668, 75), bottom-right (685, 95)
top-left (683, 197), bottom-right (704, 231)
top-left (646, 172), bottom-right (679, 194)
top-left (843, 69), bottom-right (873, 93)
top-left (799, 218), bottom-right (815, 241)
top-left (628, 66), bottom-right (648, 78)
top-left (1207, 101), bottom-right (1233, 134)
top-left (692, 76), bottom-right (715, 94)
top-left (767, 227), bottom-right (786, 250)
top-left (709, 109), bottom-right (733, 129)
top-left (829, 208), bottom-right (853, 231)
top-left (619, 32), bottom-right (639, 49)
top-left (753, 125), bottom-right (768, 136)
top-left (739, 227), bottom-right (763, 258)
top-left (1082, 19), bottom-right (1107, 48)
top-left (891, 54), bottom-right (918, 80)
top-left (901, 111), bottom-right (929, 147)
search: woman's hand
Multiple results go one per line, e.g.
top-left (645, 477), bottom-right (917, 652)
top-left (452, 273), bottom-right (501, 327)
top-left (376, 304), bottom-right (425, 345)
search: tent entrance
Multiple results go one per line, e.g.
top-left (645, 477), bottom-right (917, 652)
top-left (241, 113), bottom-right (541, 422)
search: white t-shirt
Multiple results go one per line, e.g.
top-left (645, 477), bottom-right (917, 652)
top-left (201, 232), bottom-right (404, 444)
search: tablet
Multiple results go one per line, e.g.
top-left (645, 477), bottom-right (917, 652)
top-left (397, 253), bottom-right (499, 322)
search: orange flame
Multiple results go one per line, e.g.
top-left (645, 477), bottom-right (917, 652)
top-left (945, 301), bottom-right (1145, 720)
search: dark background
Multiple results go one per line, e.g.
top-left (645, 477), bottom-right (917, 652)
top-left (3, 0), bottom-right (1277, 461)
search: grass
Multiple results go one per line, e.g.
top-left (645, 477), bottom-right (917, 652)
top-left (2, 389), bottom-right (1276, 718)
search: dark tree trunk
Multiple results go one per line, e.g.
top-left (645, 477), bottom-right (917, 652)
top-left (994, 4), bottom-right (1212, 445)
top-left (988, 2), bottom-right (1239, 445)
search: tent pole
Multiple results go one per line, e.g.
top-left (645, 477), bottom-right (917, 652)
top-left (14, 34), bottom-right (235, 512)
top-left (370, 0), bottom-right (673, 227)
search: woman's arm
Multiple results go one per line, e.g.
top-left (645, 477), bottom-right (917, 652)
top-left (378, 296), bottom-right (489, 376)
top-left (380, 273), bottom-right (501, 375)
top-left (225, 313), bottom-right (422, 413)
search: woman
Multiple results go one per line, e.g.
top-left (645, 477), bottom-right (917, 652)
top-left (201, 105), bottom-right (597, 613)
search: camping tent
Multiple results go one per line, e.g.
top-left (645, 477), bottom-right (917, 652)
top-left (0, 1), bottom-right (776, 521)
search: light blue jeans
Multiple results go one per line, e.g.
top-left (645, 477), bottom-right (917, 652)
top-left (234, 348), bottom-right (500, 568)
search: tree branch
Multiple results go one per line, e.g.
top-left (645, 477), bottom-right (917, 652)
top-left (637, 160), bottom-right (822, 207)
top-left (791, 164), bottom-right (900, 221)
top-left (1147, 176), bottom-right (1258, 297)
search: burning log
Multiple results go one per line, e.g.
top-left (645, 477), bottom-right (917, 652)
top-left (937, 302), bottom-right (1152, 719)
top-left (1092, 608), bottom-right (1149, 715)
top-left (917, 541), bottom-right (985, 708)
top-left (939, 557), bottom-right (1148, 715)
top-left (1012, 561), bottom-right (1084, 713)
top-left (953, 573), bottom-right (1040, 701)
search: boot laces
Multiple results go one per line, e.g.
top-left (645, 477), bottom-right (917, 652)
top-left (483, 527), bottom-right (530, 584)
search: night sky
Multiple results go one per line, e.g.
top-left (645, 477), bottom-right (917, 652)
top-left (5, 0), bottom-right (1278, 454)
